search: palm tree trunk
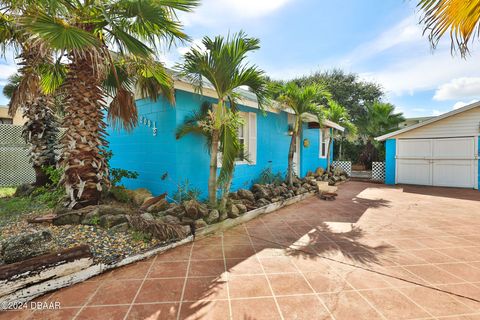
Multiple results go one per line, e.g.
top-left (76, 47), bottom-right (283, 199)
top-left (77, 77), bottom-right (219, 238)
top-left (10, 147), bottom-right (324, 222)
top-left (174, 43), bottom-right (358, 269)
top-left (61, 51), bottom-right (109, 209)
top-left (326, 130), bottom-right (333, 171)
top-left (208, 129), bottom-right (220, 206)
top-left (287, 130), bottom-right (297, 186)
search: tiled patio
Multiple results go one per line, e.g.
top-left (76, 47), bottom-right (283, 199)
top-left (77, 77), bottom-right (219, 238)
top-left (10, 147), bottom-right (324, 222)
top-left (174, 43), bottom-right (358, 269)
top-left (2, 181), bottom-right (480, 320)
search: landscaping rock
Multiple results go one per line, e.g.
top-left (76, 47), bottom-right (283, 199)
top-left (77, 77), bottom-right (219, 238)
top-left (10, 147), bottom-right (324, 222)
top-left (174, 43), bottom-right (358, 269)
top-left (228, 205), bottom-right (240, 218)
top-left (140, 194), bottom-right (166, 210)
top-left (146, 198), bottom-right (169, 213)
top-left (252, 184), bottom-right (270, 199)
top-left (141, 212), bottom-right (154, 221)
top-left (228, 192), bottom-right (240, 200)
top-left (14, 183), bottom-right (36, 197)
top-left (219, 212), bottom-right (228, 222)
top-left (53, 212), bottom-right (82, 225)
top-left (333, 167), bottom-right (345, 176)
top-left (315, 167), bottom-right (325, 177)
top-left (126, 188), bottom-right (153, 206)
top-left (197, 203), bottom-right (209, 218)
top-left (236, 203), bottom-right (247, 214)
top-left (1, 230), bottom-right (53, 264)
top-left (195, 219), bottom-right (208, 229)
top-left (205, 209), bottom-right (220, 224)
top-left (237, 189), bottom-right (255, 202)
top-left (99, 214), bottom-right (128, 228)
top-left (295, 187), bottom-right (307, 195)
top-left (256, 198), bottom-right (271, 207)
top-left (110, 222), bottom-right (129, 233)
top-left (158, 215), bottom-right (181, 225)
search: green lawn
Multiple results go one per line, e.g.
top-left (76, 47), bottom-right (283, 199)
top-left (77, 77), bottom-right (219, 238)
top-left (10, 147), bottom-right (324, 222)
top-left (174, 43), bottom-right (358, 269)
top-left (0, 187), bottom-right (16, 198)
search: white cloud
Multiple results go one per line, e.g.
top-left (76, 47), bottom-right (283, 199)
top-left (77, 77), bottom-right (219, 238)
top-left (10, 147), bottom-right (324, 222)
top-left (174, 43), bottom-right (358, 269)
top-left (432, 109), bottom-right (442, 116)
top-left (0, 63), bottom-right (17, 80)
top-left (433, 77), bottom-right (480, 101)
top-left (177, 38), bottom-right (206, 56)
top-left (181, 0), bottom-right (292, 27)
top-left (451, 99), bottom-right (478, 110)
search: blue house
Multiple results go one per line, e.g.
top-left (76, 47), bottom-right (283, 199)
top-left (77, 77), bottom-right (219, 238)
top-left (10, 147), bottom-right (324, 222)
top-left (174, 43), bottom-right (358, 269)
top-left (107, 77), bottom-right (344, 198)
top-left (376, 101), bottom-right (480, 190)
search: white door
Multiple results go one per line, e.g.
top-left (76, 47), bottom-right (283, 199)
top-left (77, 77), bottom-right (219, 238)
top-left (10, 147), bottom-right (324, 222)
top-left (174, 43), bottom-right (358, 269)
top-left (397, 137), bottom-right (477, 188)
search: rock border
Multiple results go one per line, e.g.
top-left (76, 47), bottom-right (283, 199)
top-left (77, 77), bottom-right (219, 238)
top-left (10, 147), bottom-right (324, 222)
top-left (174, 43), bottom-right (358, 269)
top-left (0, 191), bottom-right (316, 308)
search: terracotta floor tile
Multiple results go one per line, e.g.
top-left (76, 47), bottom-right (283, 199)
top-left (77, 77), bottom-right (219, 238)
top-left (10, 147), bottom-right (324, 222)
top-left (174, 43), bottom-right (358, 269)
top-left (223, 235), bottom-right (252, 245)
top-left (405, 265), bottom-right (464, 284)
top-left (437, 263), bottom-right (480, 282)
top-left (345, 269), bottom-right (392, 290)
top-left (191, 245), bottom-right (224, 260)
top-left (228, 275), bottom-right (272, 298)
top-left (126, 303), bottom-right (179, 320)
top-left (223, 245), bottom-right (256, 259)
top-left (88, 280), bottom-right (142, 305)
top-left (399, 286), bottom-right (475, 317)
top-left (110, 262), bottom-right (151, 280)
top-left (179, 300), bottom-right (230, 320)
top-left (50, 280), bottom-right (101, 307)
top-left (0, 310), bottom-right (32, 320)
top-left (409, 249), bottom-right (458, 263)
top-left (303, 272), bottom-right (350, 293)
top-left (231, 297), bottom-right (281, 320)
top-left (226, 257), bottom-right (264, 275)
top-left (267, 273), bottom-right (314, 296)
top-left (76, 305), bottom-right (129, 320)
top-left (276, 295), bottom-right (330, 319)
top-left (361, 288), bottom-right (431, 319)
top-left (28, 308), bottom-right (79, 320)
top-left (148, 261), bottom-right (188, 278)
top-left (183, 277), bottom-right (228, 301)
top-left (188, 259), bottom-right (226, 277)
top-left (259, 257), bottom-right (298, 274)
top-left (157, 245), bottom-right (192, 261)
top-left (319, 291), bottom-right (383, 320)
top-left (135, 278), bottom-right (184, 303)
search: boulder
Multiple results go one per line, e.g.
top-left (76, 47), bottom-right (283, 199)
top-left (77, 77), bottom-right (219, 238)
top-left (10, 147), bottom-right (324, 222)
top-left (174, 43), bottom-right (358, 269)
top-left (315, 167), bottom-right (325, 177)
top-left (53, 212), bottom-right (82, 225)
top-left (197, 203), bottom-right (209, 218)
top-left (141, 212), bottom-right (154, 220)
top-left (228, 192), bottom-right (240, 200)
top-left (194, 219), bottom-right (208, 229)
top-left (219, 212), bottom-right (228, 222)
top-left (1, 230), bottom-right (53, 264)
top-left (99, 214), bottom-right (128, 228)
top-left (205, 209), bottom-right (220, 224)
top-left (110, 222), bottom-right (129, 233)
top-left (252, 184), bottom-right (270, 199)
top-left (237, 189), bottom-right (255, 202)
top-left (306, 170), bottom-right (314, 177)
top-left (126, 188), bottom-right (153, 206)
top-left (256, 198), bottom-right (271, 207)
top-left (333, 167), bottom-right (345, 176)
top-left (236, 204), bottom-right (247, 214)
top-left (228, 205), bottom-right (240, 218)
top-left (163, 205), bottom-right (185, 219)
top-left (158, 215), bottom-right (181, 225)
top-left (183, 199), bottom-right (199, 218)
top-left (140, 194), bottom-right (166, 210)
top-left (146, 199), bottom-right (169, 213)
top-left (295, 187), bottom-right (307, 195)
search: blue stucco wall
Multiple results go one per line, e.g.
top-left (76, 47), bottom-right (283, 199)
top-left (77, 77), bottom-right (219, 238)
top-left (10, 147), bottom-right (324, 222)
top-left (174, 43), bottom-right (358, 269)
top-left (299, 126), bottom-right (332, 177)
top-left (385, 139), bottom-right (396, 185)
top-left (478, 137), bottom-right (480, 190)
top-left (107, 89), bottom-right (333, 198)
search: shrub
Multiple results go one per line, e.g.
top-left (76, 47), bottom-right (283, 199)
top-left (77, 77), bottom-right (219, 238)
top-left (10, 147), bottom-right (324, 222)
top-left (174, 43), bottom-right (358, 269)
top-left (254, 167), bottom-right (284, 185)
top-left (173, 179), bottom-right (201, 203)
top-left (111, 168), bottom-right (139, 187)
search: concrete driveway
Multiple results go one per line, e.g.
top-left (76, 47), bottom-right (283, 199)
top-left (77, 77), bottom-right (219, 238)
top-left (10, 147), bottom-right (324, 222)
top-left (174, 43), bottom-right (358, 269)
top-left (3, 181), bottom-right (480, 320)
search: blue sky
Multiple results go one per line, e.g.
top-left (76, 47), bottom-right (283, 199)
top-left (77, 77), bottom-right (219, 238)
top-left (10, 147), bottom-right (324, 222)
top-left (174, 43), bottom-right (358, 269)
top-left (1, 0), bottom-right (480, 117)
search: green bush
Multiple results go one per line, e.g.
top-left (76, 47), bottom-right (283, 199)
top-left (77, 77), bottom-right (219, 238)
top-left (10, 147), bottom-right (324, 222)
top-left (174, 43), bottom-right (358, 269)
top-left (111, 168), bottom-right (139, 187)
top-left (110, 186), bottom-right (131, 203)
top-left (254, 167), bottom-right (284, 185)
top-left (173, 179), bottom-right (201, 203)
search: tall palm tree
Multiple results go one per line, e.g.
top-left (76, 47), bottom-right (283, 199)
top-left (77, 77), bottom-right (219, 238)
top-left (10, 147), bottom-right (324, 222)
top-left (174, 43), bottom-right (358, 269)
top-left (0, 6), bottom-right (60, 186)
top-left (23, 0), bottom-right (198, 208)
top-left (418, 0), bottom-right (480, 56)
top-left (278, 82), bottom-right (332, 185)
top-left (177, 31), bottom-right (269, 207)
top-left (323, 101), bottom-right (357, 162)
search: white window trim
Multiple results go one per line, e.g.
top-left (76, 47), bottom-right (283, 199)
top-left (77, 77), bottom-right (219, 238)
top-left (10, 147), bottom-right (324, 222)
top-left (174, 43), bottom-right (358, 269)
top-left (236, 112), bottom-right (249, 165)
top-left (319, 128), bottom-right (329, 159)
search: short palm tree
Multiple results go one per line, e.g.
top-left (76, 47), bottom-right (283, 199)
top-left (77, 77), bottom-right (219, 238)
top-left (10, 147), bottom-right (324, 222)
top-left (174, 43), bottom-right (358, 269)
top-left (323, 101), bottom-right (357, 162)
top-left (418, 0), bottom-right (480, 56)
top-left (22, 0), bottom-right (198, 208)
top-left (177, 31), bottom-right (269, 207)
top-left (278, 82), bottom-right (332, 185)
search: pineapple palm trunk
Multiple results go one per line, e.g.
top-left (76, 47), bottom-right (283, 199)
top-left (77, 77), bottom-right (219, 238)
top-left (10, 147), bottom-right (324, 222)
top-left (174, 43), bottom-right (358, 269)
top-left (61, 51), bottom-right (109, 209)
top-left (208, 130), bottom-right (220, 206)
top-left (287, 130), bottom-right (297, 186)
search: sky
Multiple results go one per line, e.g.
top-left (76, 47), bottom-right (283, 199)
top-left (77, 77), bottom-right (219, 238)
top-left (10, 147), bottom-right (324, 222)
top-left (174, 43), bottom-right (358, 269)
top-left (1, 0), bottom-right (480, 118)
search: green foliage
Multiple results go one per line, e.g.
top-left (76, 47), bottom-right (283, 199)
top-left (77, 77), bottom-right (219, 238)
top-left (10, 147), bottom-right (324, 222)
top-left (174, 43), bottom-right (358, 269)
top-left (254, 167), bottom-right (284, 185)
top-left (89, 215), bottom-right (100, 226)
top-left (111, 168), bottom-right (139, 187)
top-left (43, 165), bottom-right (63, 186)
top-left (110, 186), bottom-right (131, 203)
top-left (0, 187), bottom-right (16, 198)
top-left (173, 180), bottom-right (201, 203)
top-left (130, 230), bottom-right (152, 243)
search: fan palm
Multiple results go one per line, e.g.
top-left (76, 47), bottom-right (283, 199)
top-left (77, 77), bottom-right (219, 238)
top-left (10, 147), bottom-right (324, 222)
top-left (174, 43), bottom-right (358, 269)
top-left (323, 101), bottom-right (356, 162)
top-left (418, 0), bottom-right (480, 56)
top-left (21, 0), bottom-right (198, 208)
top-left (278, 82), bottom-right (332, 185)
top-left (0, 6), bottom-right (60, 186)
top-left (177, 31), bottom-right (269, 207)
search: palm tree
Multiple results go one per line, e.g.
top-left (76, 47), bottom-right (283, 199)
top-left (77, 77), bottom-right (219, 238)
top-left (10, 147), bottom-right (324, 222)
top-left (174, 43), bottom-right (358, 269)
top-left (22, 0), bottom-right (198, 208)
top-left (278, 82), bottom-right (332, 185)
top-left (0, 6), bottom-right (60, 186)
top-left (418, 0), bottom-right (480, 56)
top-left (177, 31), bottom-right (269, 207)
top-left (323, 101), bottom-right (357, 162)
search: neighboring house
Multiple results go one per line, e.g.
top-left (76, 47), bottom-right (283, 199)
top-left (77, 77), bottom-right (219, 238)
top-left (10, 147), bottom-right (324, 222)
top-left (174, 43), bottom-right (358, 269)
top-left (107, 78), bottom-right (344, 198)
top-left (398, 116), bottom-right (435, 128)
top-left (0, 106), bottom-right (25, 125)
top-left (376, 101), bottom-right (480, 190)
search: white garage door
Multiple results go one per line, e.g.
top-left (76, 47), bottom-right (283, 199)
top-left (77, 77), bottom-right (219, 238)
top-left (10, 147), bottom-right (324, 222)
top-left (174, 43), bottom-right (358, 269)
top-left (397, 137), bottom-right (477, 188)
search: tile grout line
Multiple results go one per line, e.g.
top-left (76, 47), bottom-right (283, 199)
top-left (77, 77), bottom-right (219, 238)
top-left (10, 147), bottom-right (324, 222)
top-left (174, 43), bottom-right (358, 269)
top-left (221, 231), bottom-right (233, 320)
top-left (175, 242), bottom-right (195, 320)
top-left (122, 255), bottom-right (159, 320)
top-left (244, 223), bottom-right (285, 320)
top-left (72, 270), bottom-right (114, 320)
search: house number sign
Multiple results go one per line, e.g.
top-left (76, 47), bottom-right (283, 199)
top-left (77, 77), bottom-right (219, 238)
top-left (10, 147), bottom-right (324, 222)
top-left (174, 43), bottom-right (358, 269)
top-left (139, 115), bottom-right (157, 136)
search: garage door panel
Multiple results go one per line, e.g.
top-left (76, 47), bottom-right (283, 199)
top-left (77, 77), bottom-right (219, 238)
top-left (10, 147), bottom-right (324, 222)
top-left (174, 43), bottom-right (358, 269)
top-left (432, 138), bottom-right (474, 159)
top-left (397, 160), bottom-right (431, 185)
top-left (432, 160), bottom-right (475, 188)
top-left (397, 140), bottom-right (431, 158)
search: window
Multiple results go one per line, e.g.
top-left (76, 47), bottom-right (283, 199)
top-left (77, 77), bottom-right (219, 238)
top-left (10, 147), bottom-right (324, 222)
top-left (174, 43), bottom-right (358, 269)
top-left (319, 128), bottom-right (329, 158)
top-left (236, 114), bottom-right (247, 161)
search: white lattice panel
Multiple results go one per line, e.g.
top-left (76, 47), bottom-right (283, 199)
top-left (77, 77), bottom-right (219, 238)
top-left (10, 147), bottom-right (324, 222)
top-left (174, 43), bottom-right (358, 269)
top-left (332, 161), bottom-right (352, 176)
top-left (0, 125), bottom-right (35, 186)
top-left (372, 162), bottom-right (385, 182)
